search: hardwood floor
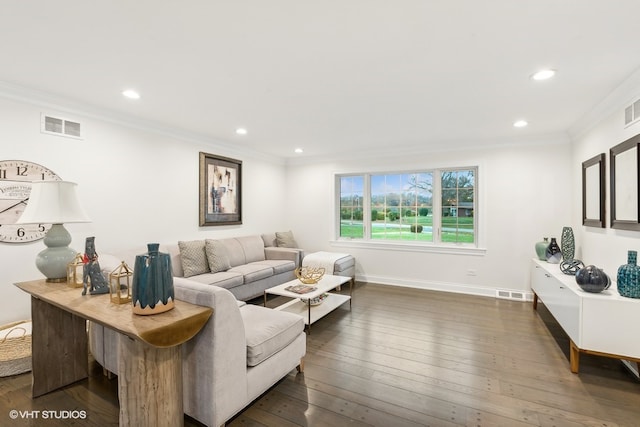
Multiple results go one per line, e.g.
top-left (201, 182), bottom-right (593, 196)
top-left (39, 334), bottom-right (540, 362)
top-left (2, 282), bottom-right (640, 426)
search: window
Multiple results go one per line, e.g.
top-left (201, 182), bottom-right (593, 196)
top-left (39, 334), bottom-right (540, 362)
top-left (339, 175), bottom-right (364, 238)
top-left (440, 169), bottom-right (475, 244)
top-left (338, 167), bottom-right (477, 246)
top-left (371, 172), bottom-right (433, 242)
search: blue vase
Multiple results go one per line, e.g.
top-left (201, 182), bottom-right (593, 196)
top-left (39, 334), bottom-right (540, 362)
top-left (617, 250), bottom-right (640, 298)
top-left (132, 243), bottom-right (175, 315)
top-left (575, 265), bottom-right (610, 293)
top-left (545, 238), bottom-right (562, 264)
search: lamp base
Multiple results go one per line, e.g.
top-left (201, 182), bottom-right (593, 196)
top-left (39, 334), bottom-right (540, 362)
top-left (36, 224), bottom-right (77, 282)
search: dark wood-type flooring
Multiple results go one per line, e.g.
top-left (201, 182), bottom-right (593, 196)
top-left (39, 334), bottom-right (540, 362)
top-left (2, 282), bottom-right (640, 426)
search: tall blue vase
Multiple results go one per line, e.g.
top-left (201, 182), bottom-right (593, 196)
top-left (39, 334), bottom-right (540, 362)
top-left (132, 243), bottom-right (175, 315)
top-left (617, 250), bottom-right (640, 299)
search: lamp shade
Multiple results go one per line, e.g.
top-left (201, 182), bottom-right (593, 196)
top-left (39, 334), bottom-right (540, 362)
top-left (16, 181), bottom-right (90, 224)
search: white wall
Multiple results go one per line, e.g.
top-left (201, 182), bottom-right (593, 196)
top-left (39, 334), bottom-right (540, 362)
top-left (0, 97), bottom-right (289, 325)
top-left (284, 140), bottom-right (572, 297)
top-left (572, 100), bottom-right (640, 278)
top-left (5, 83), bottom-right (624, 325)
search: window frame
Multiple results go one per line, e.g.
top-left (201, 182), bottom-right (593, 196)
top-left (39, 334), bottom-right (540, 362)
top-left (335, 166), bottom-right (482, 254)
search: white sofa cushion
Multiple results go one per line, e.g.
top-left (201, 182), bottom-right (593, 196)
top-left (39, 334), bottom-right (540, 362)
top-left (275, 230), bottom-right (298, 248)
top-left (185, 271), bottom-right (244, 290)
top-left (261, 232), bottom-right (277, 248)
top-left (240, 305), bottom-right (304, 366)
top-left (254, 259), bottom-right (295, 275)
top-left (229, 263), bottom-right (273, 283)
top-left (205, 239), bottom-right (232, 273)
top-left (178, 240), bottom-right (209, 277)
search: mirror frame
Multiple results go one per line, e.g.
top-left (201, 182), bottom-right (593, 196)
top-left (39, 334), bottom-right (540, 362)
top-left (582, 153), bottom-right (606, 228)
top-left (610, 134), bottom-right (640, 230)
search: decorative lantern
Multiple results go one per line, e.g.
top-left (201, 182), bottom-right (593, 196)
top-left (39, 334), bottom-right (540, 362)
top-left (67, 253), bottom-right (84, 288)
top-left (109, 261), bottom-right (133, 304)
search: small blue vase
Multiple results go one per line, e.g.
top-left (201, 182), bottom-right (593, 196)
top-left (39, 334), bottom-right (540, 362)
top-left (545, 238), bottom-right (562, 264)
top-left (132, 243), bottom-right (175, 315)
top-left (617, 250), bottom-right (640, 298)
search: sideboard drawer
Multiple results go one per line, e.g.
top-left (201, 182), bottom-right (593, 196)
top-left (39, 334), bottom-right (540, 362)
top-left (531, 260), bottom-right (581, 344)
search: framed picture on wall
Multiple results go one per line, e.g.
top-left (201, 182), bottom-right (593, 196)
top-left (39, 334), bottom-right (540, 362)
top-left (582, 153), bottom-right (606, 228)
top-left (610, 135), bottom-right (640, 230)
top-left (199, 152), bottom-right (242, 226)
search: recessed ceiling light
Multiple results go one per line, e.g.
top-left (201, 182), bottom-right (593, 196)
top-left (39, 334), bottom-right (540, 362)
top-left (294, 148), bottom-right (304, 154)
top-left (235, 128), bottom-right (248, 135)
top-left (513, 120), bottom-right (528, 128)
top-left (122, 89), bottom-right (141, 99)
top-left (531, 69), bottom-right (556, 81)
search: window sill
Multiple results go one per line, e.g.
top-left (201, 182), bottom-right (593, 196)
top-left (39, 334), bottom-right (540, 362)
top-left (329, 239), bottom-right (487, 256)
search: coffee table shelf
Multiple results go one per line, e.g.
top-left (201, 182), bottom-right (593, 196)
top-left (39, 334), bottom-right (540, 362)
top-left (275, 293), bottom-right (351, 325)
top-left (264, 274), bottom-right (352, 332)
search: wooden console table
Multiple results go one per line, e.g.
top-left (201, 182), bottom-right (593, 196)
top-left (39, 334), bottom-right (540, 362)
top-left (15, 279), bottom-right (212, 427)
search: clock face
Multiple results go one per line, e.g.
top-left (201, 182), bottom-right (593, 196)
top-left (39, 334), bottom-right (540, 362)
top-left (0, 160), bottom-right (62, 243)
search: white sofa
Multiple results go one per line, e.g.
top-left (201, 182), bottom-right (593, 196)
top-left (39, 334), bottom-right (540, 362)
top-left (100, 234), bottom-right (303, 302)
top-left (90, 277), bottom-right (306, 427)
top-left (89, 234), bottom-right (307, 426)
top-left (171, 234), bottom-right (303, 301)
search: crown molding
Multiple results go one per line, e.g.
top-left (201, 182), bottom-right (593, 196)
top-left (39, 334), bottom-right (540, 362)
top-left (285, 132), bottom-right (570, 166)
top-left (0, 80), bottom-right (285, 166)
top-left (568, 65), bottom-right (640, 141)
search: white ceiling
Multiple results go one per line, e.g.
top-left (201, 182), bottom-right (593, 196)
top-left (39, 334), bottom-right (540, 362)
top-left (1, 1), bottom-right (640, 159)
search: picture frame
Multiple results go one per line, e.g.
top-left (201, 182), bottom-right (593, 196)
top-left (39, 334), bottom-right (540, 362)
top-left (199, 152), bottom-right (242, 226)
top-left (610, 135), bottom-right (640, 230)
top-left (582, 153), bottom-right (606, 228)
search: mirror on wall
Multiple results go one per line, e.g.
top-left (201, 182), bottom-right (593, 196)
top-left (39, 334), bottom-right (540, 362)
top-left (582, 153), bottom-right (605, 228)
top-left (610, 135), bottom-right (640, 230)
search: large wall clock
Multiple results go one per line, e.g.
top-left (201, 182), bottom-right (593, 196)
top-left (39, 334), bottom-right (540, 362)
top-left (0, 160), bottom-right (62, 243)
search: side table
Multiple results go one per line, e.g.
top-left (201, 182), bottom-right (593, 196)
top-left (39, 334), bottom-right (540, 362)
top-left (15, 279), bottom-right (212, 427)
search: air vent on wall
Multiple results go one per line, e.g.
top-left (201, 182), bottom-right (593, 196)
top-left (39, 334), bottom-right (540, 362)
top-left (41, 114), bottom-right (83, 139)
top-left (624, 98), bottom-right (640, 127)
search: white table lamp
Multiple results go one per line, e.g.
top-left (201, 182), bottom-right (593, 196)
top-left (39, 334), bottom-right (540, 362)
top-left (17, 181), bottom-right (90, 282)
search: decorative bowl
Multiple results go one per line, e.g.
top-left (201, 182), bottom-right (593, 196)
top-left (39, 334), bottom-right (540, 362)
top-left (301, 293), bottom-right (329, 306)
top-left (295, 266), bottom-right (325, 284)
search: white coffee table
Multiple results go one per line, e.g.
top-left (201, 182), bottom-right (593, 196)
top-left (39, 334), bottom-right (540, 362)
top-left (264, 274), bottom-right (352, 333)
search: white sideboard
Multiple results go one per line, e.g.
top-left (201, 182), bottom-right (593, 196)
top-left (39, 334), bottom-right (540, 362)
top-left (530, 258), bottom-right (640, 373)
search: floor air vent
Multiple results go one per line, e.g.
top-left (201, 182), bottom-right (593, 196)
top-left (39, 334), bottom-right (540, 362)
top-left (41, 114), bottom-right (82, 139)
top-left (496, 290), bottom-right (527, 301)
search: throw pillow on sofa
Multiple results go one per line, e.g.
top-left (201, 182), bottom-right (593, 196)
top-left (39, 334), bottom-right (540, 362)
top-left (205, 239), bottom-right (232, 273)
top-left (275, 231), bottom-right (298, 248)
top-left (178, 240), bottom-right (209, 278)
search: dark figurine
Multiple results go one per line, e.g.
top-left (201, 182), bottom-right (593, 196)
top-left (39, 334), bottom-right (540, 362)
top-left (82, 236), bottom-right (109, 295)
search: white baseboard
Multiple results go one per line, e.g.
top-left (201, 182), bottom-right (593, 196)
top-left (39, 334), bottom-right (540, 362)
top-left (355, 274), bottom-right (533, 302)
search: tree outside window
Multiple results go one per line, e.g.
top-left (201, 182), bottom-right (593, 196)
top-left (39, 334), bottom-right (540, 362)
top-left (338, 167), bottom-right (477, 246)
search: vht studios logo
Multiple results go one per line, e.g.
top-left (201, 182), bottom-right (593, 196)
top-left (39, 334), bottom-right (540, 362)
top-left (9, 409), bottom-right (87, 420)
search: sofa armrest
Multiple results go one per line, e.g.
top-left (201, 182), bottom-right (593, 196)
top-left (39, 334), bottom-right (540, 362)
top-left (264, 247), bottom-right (304, 268)
top-left (173, 278), bottom-right (249, 427)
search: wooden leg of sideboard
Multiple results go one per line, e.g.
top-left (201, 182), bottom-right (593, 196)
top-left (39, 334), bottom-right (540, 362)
top-left (570, 340), bottom-right (580, 373)
top-left (532, 292), bottom-right (538, 310)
